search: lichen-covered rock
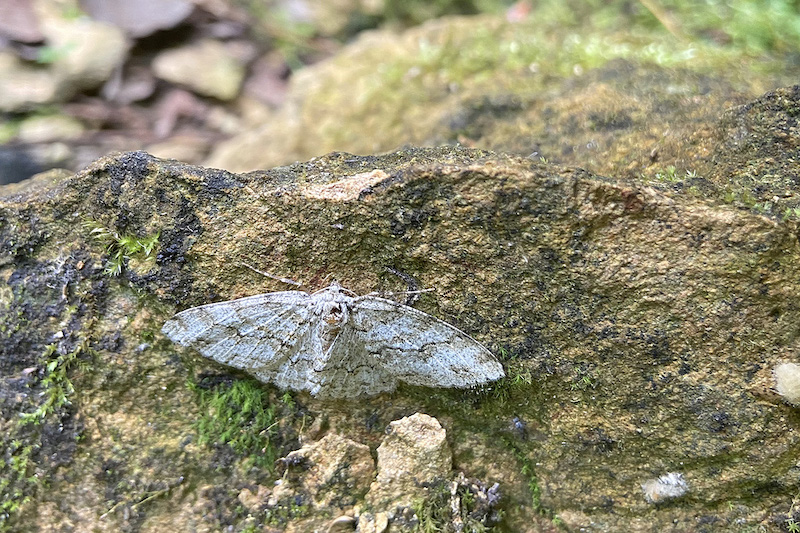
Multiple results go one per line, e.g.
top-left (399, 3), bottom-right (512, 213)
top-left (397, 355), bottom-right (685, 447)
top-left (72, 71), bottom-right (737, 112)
top-left (204, 14), bottom-right (799, 181)
top-left (2, 142), bottom-right (800, 531)
top-left (366, 413), bottom-right (452, 510)
top-left (279, 433), bottom-right (375, 509)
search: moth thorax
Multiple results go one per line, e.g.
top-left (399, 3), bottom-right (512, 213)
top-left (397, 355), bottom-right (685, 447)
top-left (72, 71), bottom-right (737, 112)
top-left (320, 303), bottom-right (345, 352)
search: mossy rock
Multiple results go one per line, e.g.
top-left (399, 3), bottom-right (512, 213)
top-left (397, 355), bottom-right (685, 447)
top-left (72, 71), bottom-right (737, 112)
top-left (1, 140), bottom-right (799, 530)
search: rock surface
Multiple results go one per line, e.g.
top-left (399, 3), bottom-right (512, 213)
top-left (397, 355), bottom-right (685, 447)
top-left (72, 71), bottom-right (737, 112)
top-left (280, 433), bottom-right (375, 509)
top-left (366, 413), bottom-right (452, 510)
top-left (0, 1), bottom-right (127, 112)
top-left (153, 40), bottom-right (246, 101)
top-left (1, 137), bottom-right (800, 531)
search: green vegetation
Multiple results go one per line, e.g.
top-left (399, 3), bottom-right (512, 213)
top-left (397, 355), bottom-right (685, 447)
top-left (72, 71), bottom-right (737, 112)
top-left (502, 438), bottom-right (556, 522)
top-left (190, 378), bottom-right (279, 470)
top-left (412, 488), bottom-right (453, 533)
top-left (2, 341), bottom-right (90, 529)
top-left (515, 0), bottom-right (800, 56)
top-left (249, 0), bottom-right (800, 59)
top-left (262, 498), bottom-right (309, 526)
top-left (84, 220), bottom-right (159, 276)
top-left (518, 454), bottom-right (542, 513)
top-left (410, 480), bottom-right (495, 533)
top-left (35, 43), bottom-right (77, 64)
top-left (0, 439), bottom-right (39, 530)
top-left (569, 365), bottom-right (597, 392)
top-left (20, 341), bottom-right (90, 424)
top-left (653, 165), bottom-right (679, 183)
top-left (485, 349), bottom-right (533, 404)
top-left (787, 486), bottom-right (800, 533)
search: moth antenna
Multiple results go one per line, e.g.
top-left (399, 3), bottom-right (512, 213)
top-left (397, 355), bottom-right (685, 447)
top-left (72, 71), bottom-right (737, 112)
top-left (368, 287), bottom-right (435, 303)
top-left (239, 262), bottom-right (303, 288)
top-left (384, 267), bottom-right (427, 305)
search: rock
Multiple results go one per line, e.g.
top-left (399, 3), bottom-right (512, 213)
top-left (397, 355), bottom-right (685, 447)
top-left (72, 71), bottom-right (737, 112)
top-left (79, 0), bottom-right (194, 38)
top-left (326, 514), bottom-right (356, 532)
top-left (35, 2), bottom-right (128, 92)
top-left (641, 472), bottom-right (689, 504)
top-left (101, 64), bottom-right (157, 104)
top-left (153, 40), bottom-right (246, 101)
top-left (0, 0), bottom-right (44, 43)
top-left (4, 136), bottom-right (800, 531)
top-left (366, 413), bottom-right (452, 510)
top-left (17, 114), bottom-right (84, 143)
top-left (774, 363), bottom-right (800, 406)
top-left (0, 52), bottom-right (59, 112)
top-left (279, 433), bottom-right (375, 509)
top-left (237, 484), bottom-right (271, 512)
top-left (354, 511), bottom-right (388, 533)
top-left (0, 3), bottom-right (127, 111)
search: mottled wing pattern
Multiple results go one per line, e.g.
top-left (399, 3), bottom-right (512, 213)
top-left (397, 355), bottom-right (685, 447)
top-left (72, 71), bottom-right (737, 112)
top-left (161, 291), bottom-right (314, 378)
top-left (267, 316), bottom-right (332, 395)
top-left (348, 296), bottom-right (505, 389)
top-left (308, 320), bottom-right (399, 398)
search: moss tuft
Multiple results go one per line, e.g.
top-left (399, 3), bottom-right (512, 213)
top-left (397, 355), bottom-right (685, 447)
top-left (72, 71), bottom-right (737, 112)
top-left (84, 220), bottom-right (159, 277)
top-left (190, 378), bottom-right (280, 471)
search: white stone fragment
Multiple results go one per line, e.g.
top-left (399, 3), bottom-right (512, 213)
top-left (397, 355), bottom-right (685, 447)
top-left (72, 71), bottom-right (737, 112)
top-left (641, 472), bottom-right (689, 504)
top-left (774, 362), bottom-right (800, 406)
top-left (162, 282), bottom-right (504, 398)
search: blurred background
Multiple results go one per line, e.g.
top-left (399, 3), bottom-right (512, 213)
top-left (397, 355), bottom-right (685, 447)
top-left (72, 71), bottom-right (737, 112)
top-left (1, 0), bottom-right (799, 185)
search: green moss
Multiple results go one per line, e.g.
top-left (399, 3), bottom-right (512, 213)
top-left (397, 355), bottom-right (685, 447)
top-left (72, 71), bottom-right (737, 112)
top-left (483, 352), bottom-right (533, 405)
top-left (84, 220), bottom-right (159, 276)
top-left (1, 340), bottom-right (91, 529)
top-left (411, 487), bottom-right (452, 533)
top-left (20, 341), bottom-right (90, 424)
top-left (0, 440), bottom-right (38, 530)
top-left (190, 378), bottom-right (279, 471)
top-left (262, 498), bottom-right (310, 526)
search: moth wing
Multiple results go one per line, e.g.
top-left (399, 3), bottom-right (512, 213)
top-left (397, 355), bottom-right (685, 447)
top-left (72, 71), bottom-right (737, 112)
top-left (305, 322), bottom-right (399, 398)
top-left (161, 291), bottom-right (314, 376)
top-left (349, 296), bottom-right (505, 389)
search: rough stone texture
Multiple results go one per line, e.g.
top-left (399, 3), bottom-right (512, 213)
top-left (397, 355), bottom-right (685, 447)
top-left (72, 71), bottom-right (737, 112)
top-left (2, 108), bottom-right (800, 530)
top-left (153, 40), bottom-right (246, 101)
top-left (280, 433), bottom-right (375, 509)
top-left (366, 413), bottom-right (452, 510)
top-left (354, 511), bottom-right (388, 533)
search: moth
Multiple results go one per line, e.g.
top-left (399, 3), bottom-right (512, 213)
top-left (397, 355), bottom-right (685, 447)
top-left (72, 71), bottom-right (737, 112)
top-left (162, 282), bottom-right (504, 398)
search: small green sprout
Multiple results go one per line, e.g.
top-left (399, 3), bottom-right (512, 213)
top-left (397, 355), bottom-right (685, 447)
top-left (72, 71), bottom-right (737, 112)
top-left (36, 43), bottom-right (76, 64)
top-left (84, 220), bottom-right (159, 276)
top-left (654, 165), bottom-right (679, 182)
top-left (786, 486), bottom-right (800, 533)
